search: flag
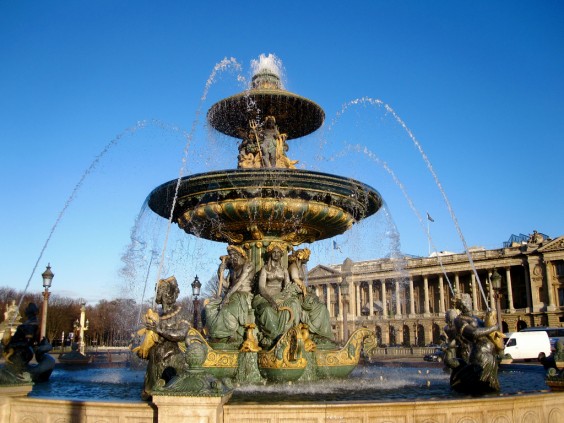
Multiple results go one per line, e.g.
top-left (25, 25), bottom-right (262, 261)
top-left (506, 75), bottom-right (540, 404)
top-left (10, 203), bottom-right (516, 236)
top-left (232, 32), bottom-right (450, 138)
top-left (427, 212), bottom-right (434, 223)
top-left (333, 240), bottom-right (342, 252)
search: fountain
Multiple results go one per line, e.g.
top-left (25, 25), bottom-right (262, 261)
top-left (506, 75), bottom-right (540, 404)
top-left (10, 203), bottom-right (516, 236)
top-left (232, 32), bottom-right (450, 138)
top-left (140, 58), bottom-right (381, 395)
top-left (2, 55), bottom-right (564, 422)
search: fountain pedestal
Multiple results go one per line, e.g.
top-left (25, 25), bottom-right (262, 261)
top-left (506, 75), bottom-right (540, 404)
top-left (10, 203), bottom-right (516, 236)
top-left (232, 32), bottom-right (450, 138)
top-left (152, 393), bottom-right (232, 423)
top-left (0, 385), bottom-right (33, 423)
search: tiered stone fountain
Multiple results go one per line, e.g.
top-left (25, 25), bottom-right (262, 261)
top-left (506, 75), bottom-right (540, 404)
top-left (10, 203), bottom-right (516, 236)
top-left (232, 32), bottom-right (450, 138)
top-left (143, 61), bottom-right (381, 394)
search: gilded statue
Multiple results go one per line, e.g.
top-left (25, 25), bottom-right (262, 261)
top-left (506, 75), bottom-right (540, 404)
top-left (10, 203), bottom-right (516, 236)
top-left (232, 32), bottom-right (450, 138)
top-left (238, 116), bottom-right (297, 169)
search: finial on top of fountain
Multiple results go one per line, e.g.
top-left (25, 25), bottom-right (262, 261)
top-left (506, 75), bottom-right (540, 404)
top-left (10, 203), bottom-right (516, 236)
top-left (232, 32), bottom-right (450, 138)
top-left (250, 53), bottom-right (284, 90)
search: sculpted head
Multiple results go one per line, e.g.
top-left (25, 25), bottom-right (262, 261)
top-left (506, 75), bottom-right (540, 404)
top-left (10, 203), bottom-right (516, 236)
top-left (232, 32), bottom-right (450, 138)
top-left (445, 309), bottom-right (459, 325)
top-left (156, 276), bottom-right (180, 306)
top-left (227, 245), bottom-right (247, 264)
top-left (454, 293), bottom-right (472, 313)
top-left (289, 248), bottom-right (311, 263)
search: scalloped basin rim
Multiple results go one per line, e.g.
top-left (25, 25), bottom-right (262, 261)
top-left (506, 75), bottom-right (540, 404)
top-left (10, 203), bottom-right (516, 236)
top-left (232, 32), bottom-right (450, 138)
top-left (148, 168), bottom-right (382, 219)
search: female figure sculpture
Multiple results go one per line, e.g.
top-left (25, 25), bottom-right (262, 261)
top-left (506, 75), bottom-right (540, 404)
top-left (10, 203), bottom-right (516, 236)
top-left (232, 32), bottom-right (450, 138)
top-left (205, 245), bottom-right (255, 344)
top-left (288, 248), bottom-right (333, 343)
top-left (253, 242), bottom-right (301, 348)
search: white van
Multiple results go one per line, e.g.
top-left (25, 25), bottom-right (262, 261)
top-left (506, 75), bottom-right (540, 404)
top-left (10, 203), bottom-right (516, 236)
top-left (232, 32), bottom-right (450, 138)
top-left (520, 326), bottom-right (564, 350)
top-left (503, 331), bottom-right (551, 361)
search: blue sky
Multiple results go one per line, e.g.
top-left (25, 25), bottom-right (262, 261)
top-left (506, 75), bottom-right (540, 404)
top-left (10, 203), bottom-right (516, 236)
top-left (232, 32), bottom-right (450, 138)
top-left (1, 1), bottom-right (563, 304)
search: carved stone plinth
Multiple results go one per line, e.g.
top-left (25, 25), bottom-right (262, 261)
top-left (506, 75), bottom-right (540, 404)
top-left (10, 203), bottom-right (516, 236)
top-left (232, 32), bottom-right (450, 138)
top-left (152, 393), bottom-right (232, 423)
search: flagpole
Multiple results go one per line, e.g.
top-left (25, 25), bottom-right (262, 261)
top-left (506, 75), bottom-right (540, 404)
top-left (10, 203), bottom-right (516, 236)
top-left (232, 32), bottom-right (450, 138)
top-left (426, 212), bottom-right (433, 256)
top-left (427, 218), bottom-right (431, 256)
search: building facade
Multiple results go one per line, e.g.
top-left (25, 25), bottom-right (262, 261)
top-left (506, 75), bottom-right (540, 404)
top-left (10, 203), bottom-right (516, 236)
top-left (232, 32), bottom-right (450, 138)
top-left (307, 233), bottom-right (564, 345)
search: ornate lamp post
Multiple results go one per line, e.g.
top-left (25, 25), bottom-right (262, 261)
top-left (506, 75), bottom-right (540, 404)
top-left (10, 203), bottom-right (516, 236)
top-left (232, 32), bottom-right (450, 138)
top-left (40, 264), bottom-right (54, 340)
top-left (340, 278), bottom-right (349, 343)
top-left (191, 275), bottom-right (202, 331)
top-left (491, 269), bottom-right (503, 330)
top-left (73, 302), bottom-right (89, 355)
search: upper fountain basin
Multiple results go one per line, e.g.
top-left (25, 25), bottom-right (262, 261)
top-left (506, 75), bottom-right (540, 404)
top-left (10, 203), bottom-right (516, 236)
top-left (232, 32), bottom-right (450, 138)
top-left (207, 89), bottom-right (325, 140)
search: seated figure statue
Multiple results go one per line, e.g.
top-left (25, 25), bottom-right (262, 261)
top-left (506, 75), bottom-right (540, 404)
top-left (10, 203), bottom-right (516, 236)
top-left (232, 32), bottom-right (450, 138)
top-left (204, 245), bottom-right (255, 345)
top-left (136, 276), bottom-right (191, 400)
top-left (288, 248), bottom-right (333, 344)
top-left (252, 242), bottom-right (302, 348)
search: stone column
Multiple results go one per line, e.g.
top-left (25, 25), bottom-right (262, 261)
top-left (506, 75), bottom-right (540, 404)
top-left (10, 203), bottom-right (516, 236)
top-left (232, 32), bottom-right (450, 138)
top-left (505, 267), bottom-right (515, 312)
top-left (396, 324), bottom-right (404, 345)
top-left (438, 275), bottom-right (445, 313)
top-left (471, 273), bottom-right (479, 312)
top-left (381, 324), bottom-right (389, 345)
top-left (523, 264), bottom-right (532, 312)
top-left (395, 280), bottom-right (402, 318)
top-left (454, 272), bottom-right (460, 294)
top-left (338, 284), bottom-right (343, 319)
top-left (326, 284), bottom-right (332, 317)
top-left (381, 280), bottom-right (388, 319)
top-left (369, 280), bottom-right (374, 316)
top-left (545, 261), bottom-right (556, 311)
top-left (355, 282), bottom-right (361, 318)
top-left (409, 278), bottom-right (415, 317)
top-left (423, 276), bottom-right (430, 317)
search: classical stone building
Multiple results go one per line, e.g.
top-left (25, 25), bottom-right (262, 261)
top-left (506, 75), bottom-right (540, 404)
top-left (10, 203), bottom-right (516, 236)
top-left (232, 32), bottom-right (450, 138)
top-left (307, 232), bottom-right (564, 345)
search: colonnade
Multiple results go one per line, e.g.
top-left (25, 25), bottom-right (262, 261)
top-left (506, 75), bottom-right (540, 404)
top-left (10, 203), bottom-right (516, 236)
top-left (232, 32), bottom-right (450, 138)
top-left (312, 267), bottom-right (518, 321)
top-left (306, 235), bottom-right (564, 344)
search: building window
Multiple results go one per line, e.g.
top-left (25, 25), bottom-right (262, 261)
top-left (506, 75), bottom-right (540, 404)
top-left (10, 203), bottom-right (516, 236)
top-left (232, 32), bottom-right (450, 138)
top-left (558, 288), bottom-right (564, 307)
top-left (555, 261), bottom-right (564, 276)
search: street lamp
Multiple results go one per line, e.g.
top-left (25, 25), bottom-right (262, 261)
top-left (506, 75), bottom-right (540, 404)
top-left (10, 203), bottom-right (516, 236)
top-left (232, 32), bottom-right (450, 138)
top-left (491, 269), bottom-right (503, 330)
top-left (340, 278), bottom-right (349, 343)
top-left (191, 275), bottom-right (202, 331)
top-left (73, 302), bottom-right (89, 355)
top-left (40, 264), bottom-right (54, 340)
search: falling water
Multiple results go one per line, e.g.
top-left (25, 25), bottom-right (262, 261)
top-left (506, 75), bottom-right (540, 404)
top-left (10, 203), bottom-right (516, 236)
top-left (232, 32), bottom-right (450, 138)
top-left (14, 120), bottom-right (151, 324)
top-left (353, 144), bottom-right (455, 296)
top-left (326, 97), bottom-right (489, 309)
top-left (151, 57), bottom-right (243, 305)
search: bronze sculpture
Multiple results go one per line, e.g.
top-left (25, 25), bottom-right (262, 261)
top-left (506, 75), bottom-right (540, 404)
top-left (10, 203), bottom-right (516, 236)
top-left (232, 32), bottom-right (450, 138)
top-left (137, 276), bottom-right (190, 400)
top-left (445, 293), bottom-right (504, 394)
top-left (0, 302), bottom-right (55, 385)
top-left (204, 245), bottom-right (255, 344)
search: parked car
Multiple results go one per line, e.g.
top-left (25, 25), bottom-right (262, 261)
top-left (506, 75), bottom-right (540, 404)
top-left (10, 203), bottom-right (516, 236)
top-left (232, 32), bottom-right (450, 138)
top-left (423, 348), bottom-right (444, 362)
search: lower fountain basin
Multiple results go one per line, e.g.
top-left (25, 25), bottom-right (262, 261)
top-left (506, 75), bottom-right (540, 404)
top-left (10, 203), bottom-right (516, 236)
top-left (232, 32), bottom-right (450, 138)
top-left (28, 362), bottom-right (549, 403)
top-left (17, 363), bottom-right (562, 423)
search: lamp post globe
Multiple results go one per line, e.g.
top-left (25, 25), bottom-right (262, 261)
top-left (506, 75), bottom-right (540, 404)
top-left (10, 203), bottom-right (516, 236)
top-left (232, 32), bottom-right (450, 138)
top-left (191, 275), bottom-right (202, 330)
top-left (40, 264), bottom-right (54, 340)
